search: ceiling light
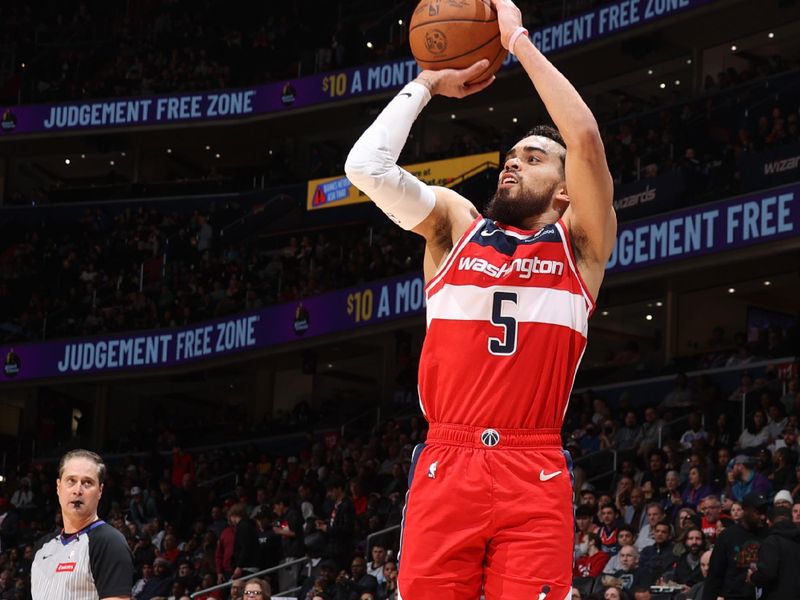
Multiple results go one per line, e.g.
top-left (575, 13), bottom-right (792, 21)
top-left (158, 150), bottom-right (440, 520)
top-left (655, 301), bottom-right (663, 307)
top-left (601, 310), bottom-right (609, 316)
top-left (64, 158), bottom-right (71, 165)
top-left (80, 154), bottom-right (86, 159)
top-left (763, 280), bottom-right (771, 286)
top-left (166, 148), bottom-right (172, 154)
top-left (268, 149), bottom-right (273, 155)
top-left (398, 19), bottom-right (404, 25)
top-left (686, 58), bottom-right (692, 65)
top-left (674, 80), bottom-right (680, 86)
top-left (109, 160), bottom-right (115, 166)
top-left (215, 153), bottom-right (220, 158)
top-left (450, 114), bottom-right (456, 120)
top-left (647, 69), bottom-right (653, 75)
top-left (659, 83), bottom-right (666, 89)
top-left (488, 106), bottom-right (494, 112)
top-left (366, 41), bottom-right (373, 49)
top-left (768, 32), bottom-right (774, 39)
top-left (205, 145), bottom-right (211, 150)
top-left (728, 287), bottom-right (735, 294)
top-left (731, 45), bottom-right (737, 52)
top-left (646, 314), bottom-right (653, 321)
top-left (120, 151), bottom-right (126, 157)
top-left (512, 117), bottom-right (518, 123)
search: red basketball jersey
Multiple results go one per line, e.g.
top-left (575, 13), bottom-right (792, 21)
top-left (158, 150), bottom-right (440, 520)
top-left (418, 217), bottom-right (594, 429)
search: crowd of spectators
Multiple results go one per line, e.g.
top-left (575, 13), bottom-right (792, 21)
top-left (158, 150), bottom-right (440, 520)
top-left (1, 364), bottom-right (799, 600)
top-left (0, 201), bottom-right (424, 343)
top-left (563, 367), bottom-right (800, 599)
top-left (1, 0), bottom-right (593, 105)
top-left (2, 61), bottom-right (799, 350)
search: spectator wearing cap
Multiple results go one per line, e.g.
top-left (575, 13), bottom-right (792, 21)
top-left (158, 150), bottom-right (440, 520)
top-left (772, 489), bottom-right (793, 509)
top-left (749, 506), bottom-right (800, 599)
top-left (579, 482), bottom-right (597, 509)
top-left (769, 425), bottom-right (799, 466)
top-left (725, 454), bottom-right (771, 503)
top-left (703, 492), bottom-right (769, 600)
top-left (136, 557), bottom-right (174, 600)
top-left (298, 558), bottom-right (338, 600)
top-left (129, 486), bottom-right (158, 533)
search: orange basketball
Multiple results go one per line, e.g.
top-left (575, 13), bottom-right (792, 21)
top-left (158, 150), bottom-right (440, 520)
top-left (409, 0), bottom-right (507, 83)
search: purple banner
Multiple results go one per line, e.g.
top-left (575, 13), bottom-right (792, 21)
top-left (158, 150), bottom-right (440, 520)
top-left (0, 0), bottom-right (714, 137)
top-left (1, 272), bottom-right (425, 383)
top-left (606, 182), bottom-right (799, 274)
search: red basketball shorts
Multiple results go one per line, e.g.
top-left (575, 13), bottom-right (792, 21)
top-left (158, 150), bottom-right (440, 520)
top-left (397, 423), bottom-right (574, 600)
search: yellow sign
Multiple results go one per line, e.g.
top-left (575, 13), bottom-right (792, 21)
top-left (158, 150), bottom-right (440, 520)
top-left (306, 151), bottom-right (500, 210)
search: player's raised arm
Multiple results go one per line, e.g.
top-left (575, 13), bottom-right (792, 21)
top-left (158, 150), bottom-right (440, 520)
top-left (492, 0), bottom-right (616, 281)
top-left (343, 62), bottom-right (492, 253)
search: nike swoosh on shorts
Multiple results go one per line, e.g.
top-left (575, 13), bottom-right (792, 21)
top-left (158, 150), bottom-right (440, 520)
top-left (539, 469), bottom-right (562, 481)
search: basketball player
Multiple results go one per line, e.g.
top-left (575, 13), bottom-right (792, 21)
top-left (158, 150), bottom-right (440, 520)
top-left (344, 0), bottom-right (616, 598)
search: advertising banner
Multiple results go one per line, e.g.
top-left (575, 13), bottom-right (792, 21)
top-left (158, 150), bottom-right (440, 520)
top-left (0, 0), bottom-right (713, 137)
top-left (1, 272), bottom-right (425, 384)
top-left (613, 171), bottom-right (683, 222)
top-left (741, 142), bottom-right (800, 191)
top-left (606, 182), bottom-right (798, 274)
top-left (307, 151), bottom-right (499, 210)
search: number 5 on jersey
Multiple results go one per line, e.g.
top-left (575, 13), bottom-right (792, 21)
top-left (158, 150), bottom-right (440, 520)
top-left (488, 291), bottom-right (518, 355)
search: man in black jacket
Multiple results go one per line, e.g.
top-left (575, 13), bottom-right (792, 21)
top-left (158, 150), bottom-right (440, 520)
top-left (229, 503), bottom-right (260, 578)
top-left (703, 492), bottom-right (768, 600)
top-left (318, 477), bottom-right (355, 570)
top-left (749, 506), bottom-right (800, 599)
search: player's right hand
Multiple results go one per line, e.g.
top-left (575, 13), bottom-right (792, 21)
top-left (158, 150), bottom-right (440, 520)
top-left (416, 61), bottom-right (495, 99)
top-left (490, 0), bottom-right (523, 50)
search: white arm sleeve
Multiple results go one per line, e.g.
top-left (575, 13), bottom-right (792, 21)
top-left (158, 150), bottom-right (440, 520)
top-left (344, 81), bottom-right (436, 230)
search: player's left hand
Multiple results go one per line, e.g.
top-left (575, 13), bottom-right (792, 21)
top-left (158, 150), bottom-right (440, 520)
top-left (491, 0), bottom-right (523, 49)
top-left (416, 61), bottom-right (495, 99)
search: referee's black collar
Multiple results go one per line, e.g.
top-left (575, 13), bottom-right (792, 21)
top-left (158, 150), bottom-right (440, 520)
top-left (59, 519), bottom-right (105, 544)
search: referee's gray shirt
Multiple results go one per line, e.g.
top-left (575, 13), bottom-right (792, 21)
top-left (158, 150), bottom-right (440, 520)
top-left (32, 520), bottom-right (134, 600)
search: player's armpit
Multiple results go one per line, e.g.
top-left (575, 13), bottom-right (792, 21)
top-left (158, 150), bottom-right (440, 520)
top-left (415, 187), bottom-right (479, 273)
top-left (562, 132), bottom-right (617, 264)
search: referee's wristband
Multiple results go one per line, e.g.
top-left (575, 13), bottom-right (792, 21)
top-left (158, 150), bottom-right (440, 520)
top-left (508, 26), bottom-right (529, 55)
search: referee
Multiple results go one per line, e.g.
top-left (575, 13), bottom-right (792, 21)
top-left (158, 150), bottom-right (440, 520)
top-left (31, 449), bottom-right (134, 600)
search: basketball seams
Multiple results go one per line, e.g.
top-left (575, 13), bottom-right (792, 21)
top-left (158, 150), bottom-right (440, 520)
top-left (408, 18), bottom-right (497, 35)
top-left (413, 33), bottom-right (502, 64)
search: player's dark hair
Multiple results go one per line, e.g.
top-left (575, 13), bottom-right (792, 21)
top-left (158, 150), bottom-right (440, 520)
top-left (58, 449), bottom-right (106, 484)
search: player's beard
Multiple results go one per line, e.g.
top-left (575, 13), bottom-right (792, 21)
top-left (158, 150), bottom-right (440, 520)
top-left (485, 181), bottom-right (555, 228)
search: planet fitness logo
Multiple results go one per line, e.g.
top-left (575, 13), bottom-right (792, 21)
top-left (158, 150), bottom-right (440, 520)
top-left (3, 348), bottom-right (21, 378)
